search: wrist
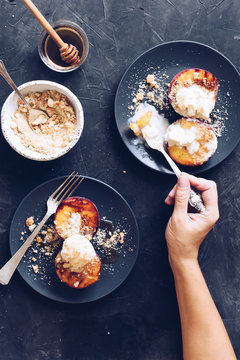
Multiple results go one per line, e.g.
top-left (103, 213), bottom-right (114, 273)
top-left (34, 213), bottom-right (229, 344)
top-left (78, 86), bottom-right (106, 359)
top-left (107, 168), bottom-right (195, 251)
top-left (169, 255), bottom-right (199, 276)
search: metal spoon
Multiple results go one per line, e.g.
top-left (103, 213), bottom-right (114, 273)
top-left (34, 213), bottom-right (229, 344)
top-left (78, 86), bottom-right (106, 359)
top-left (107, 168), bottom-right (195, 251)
top-left (0, 60), bottom-right (49, 129)
top-left (144, 135), bottom-right (205, 213)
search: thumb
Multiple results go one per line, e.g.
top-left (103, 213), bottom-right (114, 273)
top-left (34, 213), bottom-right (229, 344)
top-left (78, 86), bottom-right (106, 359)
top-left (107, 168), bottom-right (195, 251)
top-left (174, 173), bottom-right (190, 214)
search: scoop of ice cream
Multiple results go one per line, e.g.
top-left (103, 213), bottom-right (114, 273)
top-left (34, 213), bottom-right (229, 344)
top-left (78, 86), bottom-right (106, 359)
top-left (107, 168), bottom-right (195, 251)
top-left (166, 121), bottom-right (200, 153)
top-left (61, 234), bottom-right (96, 273)
top-left (174, 84), bottom-right (215, 120)
top-left (166, 118), bottom-right (217, 161)
top-left (129, 102), bottom-right (169, 148)
top-left (56, 212), bottom-right (82, 239)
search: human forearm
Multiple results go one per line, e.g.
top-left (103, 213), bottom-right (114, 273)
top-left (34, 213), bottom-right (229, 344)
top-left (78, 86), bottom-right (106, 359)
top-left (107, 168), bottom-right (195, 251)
top-left (165, 174), bottom-right (236, 359)
top-left (171, 258), bottom-right (236, 360)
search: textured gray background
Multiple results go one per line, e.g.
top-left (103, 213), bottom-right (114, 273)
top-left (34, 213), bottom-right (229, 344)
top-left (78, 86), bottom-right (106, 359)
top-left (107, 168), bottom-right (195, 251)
top-left (0, 0), bottom-right (240, 359)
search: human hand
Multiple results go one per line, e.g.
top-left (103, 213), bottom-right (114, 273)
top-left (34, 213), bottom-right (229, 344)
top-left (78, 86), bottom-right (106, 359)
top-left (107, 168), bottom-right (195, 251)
top-left (165, 173), bottom-right (219, 267)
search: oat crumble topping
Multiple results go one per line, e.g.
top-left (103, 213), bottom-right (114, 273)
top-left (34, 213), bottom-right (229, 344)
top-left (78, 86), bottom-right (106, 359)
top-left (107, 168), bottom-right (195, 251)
top-left (11, 90), bottom-right (77, 155)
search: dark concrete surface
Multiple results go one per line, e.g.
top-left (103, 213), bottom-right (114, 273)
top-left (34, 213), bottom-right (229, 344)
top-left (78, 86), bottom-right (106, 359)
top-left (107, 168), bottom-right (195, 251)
top-left (0, 0), bottom-right (240, 359)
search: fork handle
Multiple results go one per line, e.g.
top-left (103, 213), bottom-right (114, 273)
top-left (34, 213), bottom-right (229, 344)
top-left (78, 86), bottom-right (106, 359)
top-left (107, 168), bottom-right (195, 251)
top-left (0, 211), bottom-right (52, 285)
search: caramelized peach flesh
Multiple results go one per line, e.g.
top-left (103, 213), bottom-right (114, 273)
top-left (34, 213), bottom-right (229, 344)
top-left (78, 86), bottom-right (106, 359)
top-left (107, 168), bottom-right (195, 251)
top-left (55, 251), bottom-right (101, 289)
top-left (168, 68), bottom-right (218, 105)
top-left (54, 196), bottom-right (99, 239)
top-left (166, 118), bottom-right (217, 166)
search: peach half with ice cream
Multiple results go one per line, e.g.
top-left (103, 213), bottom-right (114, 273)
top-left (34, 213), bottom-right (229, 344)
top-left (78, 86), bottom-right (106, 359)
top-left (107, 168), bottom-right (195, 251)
top-left (54, 196), bottom-right (99, 240)
top-left (168, 68), bottom-right (218, 120)
top-left (165, 117), bottom-right (217, 166)
top-left (55, 234), bottom-right (101, 289)
top-left (54, 196), bottom-right (101, 289)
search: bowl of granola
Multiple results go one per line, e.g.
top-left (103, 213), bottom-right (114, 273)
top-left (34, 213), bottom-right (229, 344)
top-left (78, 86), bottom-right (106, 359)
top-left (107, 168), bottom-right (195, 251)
top-left (1, 80), bottom-right (84, 161)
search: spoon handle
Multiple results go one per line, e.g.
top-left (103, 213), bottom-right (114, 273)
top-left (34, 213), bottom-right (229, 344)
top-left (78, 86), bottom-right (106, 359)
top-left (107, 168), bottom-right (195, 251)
top-left (22, 0), bottom-right (65, 48)
top-left (0, 60), bottom-right (29, 107)
top-left (160, 148), bottom-right (181, 177)
top-left (161, 148), bottom-right (205, 212)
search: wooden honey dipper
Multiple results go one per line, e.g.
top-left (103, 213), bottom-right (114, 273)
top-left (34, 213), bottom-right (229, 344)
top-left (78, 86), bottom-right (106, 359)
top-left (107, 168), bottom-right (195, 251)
top-left (22, 0), bottom-right (80, 66)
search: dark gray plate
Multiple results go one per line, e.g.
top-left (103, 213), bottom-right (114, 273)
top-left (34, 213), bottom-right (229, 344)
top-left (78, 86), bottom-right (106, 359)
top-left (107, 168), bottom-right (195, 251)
top-left (115, 40), bottom-right (240, 174)
top-left (9, 176), bottom-right (139, 303)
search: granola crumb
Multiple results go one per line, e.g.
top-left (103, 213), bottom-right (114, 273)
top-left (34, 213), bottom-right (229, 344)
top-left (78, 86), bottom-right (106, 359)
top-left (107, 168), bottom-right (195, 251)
top-left (35, 236), bottom-right (42, 245)
top-left (26, 216), bottom-right (34, 227)
top-left (29, 224), bottom-right (36, 232)
top-left (147, 92), bottom-right (154, 101)
top-left (146, 74), bottom-right (155, 85)
top-left (146, 74), bottom-right (158, 89)
top-left (32, 264), bottom-right (39, 273)
top-left (136, 92), bottom-right (144, 101)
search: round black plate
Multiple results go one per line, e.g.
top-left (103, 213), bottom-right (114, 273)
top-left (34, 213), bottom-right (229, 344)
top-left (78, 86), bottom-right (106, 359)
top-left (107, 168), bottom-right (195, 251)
top-left (9, 176), bottom-right (139, 303)
top-left (115, 40), bottom-right (240, 174)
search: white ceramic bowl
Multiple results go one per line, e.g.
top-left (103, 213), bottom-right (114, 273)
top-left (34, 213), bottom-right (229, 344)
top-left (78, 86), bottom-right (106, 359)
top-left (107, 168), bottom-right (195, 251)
top-left (1, 80), bottom-right (84, 161)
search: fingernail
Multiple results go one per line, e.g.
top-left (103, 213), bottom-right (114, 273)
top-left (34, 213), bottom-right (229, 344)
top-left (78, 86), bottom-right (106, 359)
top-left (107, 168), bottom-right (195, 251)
top-left (164, 195), bottom-right (170, 202)
top-left (178, 174), bottom-right (188, 188)
top-left (169, 188), bottom-right (175, 197)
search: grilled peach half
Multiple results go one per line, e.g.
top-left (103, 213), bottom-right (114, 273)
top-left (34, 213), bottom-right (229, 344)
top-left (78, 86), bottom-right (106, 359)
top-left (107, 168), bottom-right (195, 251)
top-left (55, 251), bottom-right (101, 289)
top-left (169, 68), bottom-right (218, 97)
top-left (54, 197), bottom-right (99, 240)
top-left (168, 68), bottom-right (218, 119)
top-left (166, 118), bottom-right (217, 166)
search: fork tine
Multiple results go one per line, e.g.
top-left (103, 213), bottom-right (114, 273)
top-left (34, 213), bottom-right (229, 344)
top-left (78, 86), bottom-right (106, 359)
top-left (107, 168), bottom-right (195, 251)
top-left (54, 172), bottom-right (78, 201)
top-left (66, 176), bottom-right (85, 199)
top-left (51, 171), bottom-right (76, 198)
top-left (58, 176), bottom-right (84, 203)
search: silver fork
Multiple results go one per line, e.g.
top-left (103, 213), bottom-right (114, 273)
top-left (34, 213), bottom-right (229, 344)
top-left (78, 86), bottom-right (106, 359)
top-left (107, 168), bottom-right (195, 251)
top-left (0, 172), bottom-right (84, 285)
